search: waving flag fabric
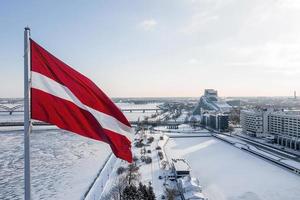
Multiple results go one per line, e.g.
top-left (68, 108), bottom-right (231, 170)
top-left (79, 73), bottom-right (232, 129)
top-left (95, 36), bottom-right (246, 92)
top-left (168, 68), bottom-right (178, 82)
top-left (30, 39), bottom-right (133, 162)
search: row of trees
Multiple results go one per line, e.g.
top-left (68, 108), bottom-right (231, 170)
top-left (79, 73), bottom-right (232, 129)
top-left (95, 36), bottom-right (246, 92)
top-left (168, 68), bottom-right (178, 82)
top-left (103, 162), bottom-right (156, 200)
top-left (123, 182), bottom-right (155, 200)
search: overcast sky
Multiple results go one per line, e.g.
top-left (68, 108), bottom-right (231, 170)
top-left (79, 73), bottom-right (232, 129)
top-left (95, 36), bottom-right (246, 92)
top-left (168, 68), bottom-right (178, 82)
top-left (0, 0), bottom-right (299, 97)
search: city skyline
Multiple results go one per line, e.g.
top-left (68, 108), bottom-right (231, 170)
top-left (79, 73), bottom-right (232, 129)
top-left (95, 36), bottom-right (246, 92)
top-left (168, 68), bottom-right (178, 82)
top-left (1, 0), bottom-right (300, 98)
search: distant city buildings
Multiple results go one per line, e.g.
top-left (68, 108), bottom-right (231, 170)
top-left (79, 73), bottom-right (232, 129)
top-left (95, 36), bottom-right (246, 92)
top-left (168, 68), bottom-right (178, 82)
top-left (241, 109), bottom-right (300, 151)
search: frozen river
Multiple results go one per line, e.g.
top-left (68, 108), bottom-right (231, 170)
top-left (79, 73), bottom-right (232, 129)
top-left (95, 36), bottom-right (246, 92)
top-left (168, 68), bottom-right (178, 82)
top-left (165, 137), bottom-right (300, 200)
top-left (117, 102), bottom-right (159, 122)
top-left (0, 127), bottom-right (111, 200)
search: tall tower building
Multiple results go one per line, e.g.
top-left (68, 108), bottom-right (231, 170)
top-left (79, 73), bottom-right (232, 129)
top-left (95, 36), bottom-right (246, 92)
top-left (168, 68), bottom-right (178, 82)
top-left (294, 91), bottom-right (297, 99)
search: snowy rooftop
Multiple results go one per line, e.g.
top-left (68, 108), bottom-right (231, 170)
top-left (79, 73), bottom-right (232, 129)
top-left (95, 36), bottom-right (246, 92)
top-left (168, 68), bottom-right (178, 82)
top-left (183, 190), bottom-right (206, 200)
top-left (171, 159), bottom-right (190, 171)
top-left (271, 111), bottom-right (300, 117)
top-left (179, 176), bottom-right (202, 192)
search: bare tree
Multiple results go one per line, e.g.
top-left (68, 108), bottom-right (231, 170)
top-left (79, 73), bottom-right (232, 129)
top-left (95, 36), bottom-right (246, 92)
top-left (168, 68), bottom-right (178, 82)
top-left (165, 187), bottom-right (179, 200)
top-left (103, 175), bottom-right (128, 200)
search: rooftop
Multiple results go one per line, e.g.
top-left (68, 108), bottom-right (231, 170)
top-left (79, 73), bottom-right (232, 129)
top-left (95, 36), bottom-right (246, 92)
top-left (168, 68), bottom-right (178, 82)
top-left (171, 158), bottom-right (191, 171)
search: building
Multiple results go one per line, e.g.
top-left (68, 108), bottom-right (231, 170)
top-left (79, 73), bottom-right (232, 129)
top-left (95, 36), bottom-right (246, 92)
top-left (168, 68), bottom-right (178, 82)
top-left (240, 109), bottom-right (300, 151)
top-left (201, 113), bottom-right (229, 132)
top-left (218, 114), bottom-right (229, 131)
top-left (178, 176), bottom-right (207, 200)
top-left (240, 110), bottom-right (264, 137)
top-left (193, 89), bottom-right (232, 115)
top-left (171, 159), bottom-right (191, 178)
top-left (240, 109), bottom-right (273, 137)
top-left (268, 111), bottom-right (300, 151)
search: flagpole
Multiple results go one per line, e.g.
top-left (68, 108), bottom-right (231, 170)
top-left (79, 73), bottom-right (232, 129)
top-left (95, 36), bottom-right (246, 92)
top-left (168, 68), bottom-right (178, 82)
top-left (24, 27), bottom-right (31, 200)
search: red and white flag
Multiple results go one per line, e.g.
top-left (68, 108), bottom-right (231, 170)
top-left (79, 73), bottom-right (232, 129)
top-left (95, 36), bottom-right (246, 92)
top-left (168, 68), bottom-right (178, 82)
top-left (30, 39), bottom-right (133, 162)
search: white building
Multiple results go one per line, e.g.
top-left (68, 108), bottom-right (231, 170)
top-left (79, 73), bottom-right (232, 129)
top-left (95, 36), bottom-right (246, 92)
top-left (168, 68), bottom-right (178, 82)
top-left (268, 111), bottom-right (300, 150)
top-left (193, 89), bottom-right (232, 115)
top-left (171, 158), bottom-right (191, 178)
top-left (241, 109), bottom-right (300, 151)
top-left (240, 110), bottom-right (265, 137)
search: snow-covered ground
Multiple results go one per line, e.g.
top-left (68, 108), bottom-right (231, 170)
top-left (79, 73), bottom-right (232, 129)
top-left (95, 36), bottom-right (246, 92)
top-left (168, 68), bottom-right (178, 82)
top-left (165, 137), bottom-right (300, 200)
top-left (0, 128), bottom-right (111, 200)
top-left (99, 131), bottom-right (167, 200)
top-left (175, 111), bottom-right (188, 122)
top-left (0, 113), bottom-right (23, 122)
top-left (154, 124), bottom-right (208, 134)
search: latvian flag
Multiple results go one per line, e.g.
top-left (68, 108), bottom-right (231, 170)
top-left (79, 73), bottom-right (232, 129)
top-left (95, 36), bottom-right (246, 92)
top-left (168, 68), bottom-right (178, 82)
top-left (30, 39), bottom-right (133, 162)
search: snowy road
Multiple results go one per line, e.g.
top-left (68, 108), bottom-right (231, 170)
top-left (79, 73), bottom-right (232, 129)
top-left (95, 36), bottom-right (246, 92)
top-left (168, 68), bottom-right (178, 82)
top-left (165, 137), bottom-right (300, 200)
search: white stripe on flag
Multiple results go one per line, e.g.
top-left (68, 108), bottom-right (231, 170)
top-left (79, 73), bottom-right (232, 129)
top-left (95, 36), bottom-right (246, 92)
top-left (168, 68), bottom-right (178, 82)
top-left (31, 71), bottom-right (133, 140)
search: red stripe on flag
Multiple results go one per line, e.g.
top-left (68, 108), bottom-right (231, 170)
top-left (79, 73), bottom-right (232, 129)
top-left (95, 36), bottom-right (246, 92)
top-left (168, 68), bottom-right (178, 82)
top-left (30, 39), bottom-right (130, 128)
top-left (31, 88), bottom-right (132, 162)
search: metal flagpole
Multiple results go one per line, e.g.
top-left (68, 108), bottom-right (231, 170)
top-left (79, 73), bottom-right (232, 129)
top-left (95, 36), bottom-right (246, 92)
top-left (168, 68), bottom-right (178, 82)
top-left (24, 27), bottom-right (31, 200)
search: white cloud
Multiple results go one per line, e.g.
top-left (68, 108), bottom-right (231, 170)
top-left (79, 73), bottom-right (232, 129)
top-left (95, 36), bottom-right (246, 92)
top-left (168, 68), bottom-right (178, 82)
top-left (139, 19), bottom-right (157, 31)
top-left (188, 58), bottom-right (200, 64)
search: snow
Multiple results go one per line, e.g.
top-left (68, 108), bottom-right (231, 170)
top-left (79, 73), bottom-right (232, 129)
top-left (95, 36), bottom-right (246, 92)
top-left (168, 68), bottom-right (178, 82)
top-left (0, 127), bottom-right (111, 200)
top-left (165, 137), bottom-right (300, 200)
top-left (85, 154), bottom-right (117, 200)
top-left (116, 102), bottom-right (160, 110)
top-left (100, 132), bottom-right (167, 199)
top-left (0, 113), bottom-right (23, 122)
top-left (134, 133), bottom-right (165, 197)
top-left (184, 191), bottom-right (206, 200)
top-left (216, 134), bottom-right (300, 170)
top-left (154, 125), bottom-right (209, 134)
top-left (123, 112), bottom-right (156, 122)
top-left (172, 159), bottom-right (191, 171)
top-left (115, 103), bottom-right (160, 122)
top-left (175, 111), bottom-right (188, 122)
top-left (178, 176), bottom-right (202, 192)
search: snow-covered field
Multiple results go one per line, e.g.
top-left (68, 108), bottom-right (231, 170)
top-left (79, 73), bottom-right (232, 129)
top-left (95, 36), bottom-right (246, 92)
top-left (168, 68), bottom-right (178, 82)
top-left (0, 128), bottom-right (111, 200)
top-left (165, 137), bottom-right (300, 200)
